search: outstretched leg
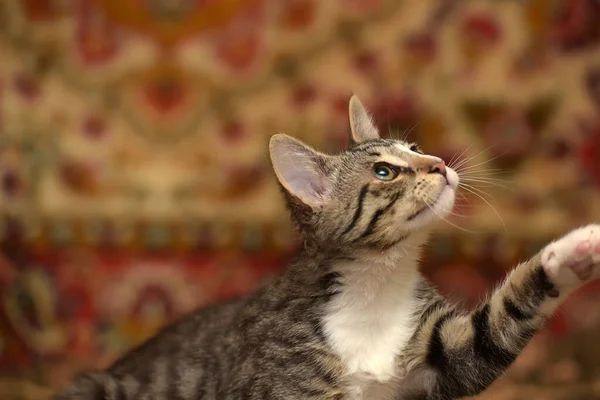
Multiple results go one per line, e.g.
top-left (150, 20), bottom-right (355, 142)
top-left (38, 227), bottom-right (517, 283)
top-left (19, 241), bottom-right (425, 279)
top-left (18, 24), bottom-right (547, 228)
top-left (405, 224), bottom-right (600, 400)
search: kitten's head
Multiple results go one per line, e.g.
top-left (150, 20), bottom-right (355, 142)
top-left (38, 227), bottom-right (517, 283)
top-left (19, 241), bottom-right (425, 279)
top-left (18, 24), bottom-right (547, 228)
top-left (269, 95), bottom-right (458, 251)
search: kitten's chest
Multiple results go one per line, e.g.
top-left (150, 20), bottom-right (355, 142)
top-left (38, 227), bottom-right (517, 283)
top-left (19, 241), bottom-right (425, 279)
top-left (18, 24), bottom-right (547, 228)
top-left (330, 308), bottom-right (415, 400)
top-left (322, 262), bottom-right (420, 397)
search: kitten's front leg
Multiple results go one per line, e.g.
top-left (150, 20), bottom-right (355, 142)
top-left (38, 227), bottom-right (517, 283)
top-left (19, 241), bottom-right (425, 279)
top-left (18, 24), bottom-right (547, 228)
top-left (408, 224), bottom-right (600, 400)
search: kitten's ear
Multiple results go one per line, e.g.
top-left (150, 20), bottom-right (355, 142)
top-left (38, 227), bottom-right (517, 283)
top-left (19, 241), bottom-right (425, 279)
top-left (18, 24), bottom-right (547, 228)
top-left (269, 134), bottom-right (333, 207)
top-left (348, 95), bottom-right (380, 146)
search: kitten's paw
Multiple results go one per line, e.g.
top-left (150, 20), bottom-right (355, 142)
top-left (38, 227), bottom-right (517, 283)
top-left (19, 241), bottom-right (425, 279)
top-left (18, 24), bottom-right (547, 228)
top-left (541, 224), bottom-right (600, 288)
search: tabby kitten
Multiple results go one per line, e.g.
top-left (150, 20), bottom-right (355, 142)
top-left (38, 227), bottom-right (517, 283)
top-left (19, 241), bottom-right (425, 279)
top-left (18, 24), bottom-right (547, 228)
top-left (54, 96), bottom-right (600, 400)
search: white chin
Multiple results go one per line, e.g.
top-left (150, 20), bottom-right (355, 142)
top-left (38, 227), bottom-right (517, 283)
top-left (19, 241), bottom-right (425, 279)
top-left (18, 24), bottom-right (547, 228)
top-left (408, 186), bottom-right (456, 228)
top-left (432, 185), bottom-right (456, 218)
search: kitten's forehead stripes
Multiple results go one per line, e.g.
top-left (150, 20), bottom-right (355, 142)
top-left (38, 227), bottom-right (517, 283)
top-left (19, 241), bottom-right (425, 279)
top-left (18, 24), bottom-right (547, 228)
top-left (348, 140), bottom-right (443, 167)
top-left (347, 140), bottom-right (397, 153)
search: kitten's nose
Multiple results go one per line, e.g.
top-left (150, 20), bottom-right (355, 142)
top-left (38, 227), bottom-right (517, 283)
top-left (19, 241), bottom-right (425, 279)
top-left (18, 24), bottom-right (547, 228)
top-left (428, 160), bottom-right (447, 178)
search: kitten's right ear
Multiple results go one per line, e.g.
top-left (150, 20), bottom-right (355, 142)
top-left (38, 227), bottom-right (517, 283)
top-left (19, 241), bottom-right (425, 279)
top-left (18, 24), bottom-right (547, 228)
top-left (348, 95), bottom-right (380, 146)
top-left (269, 134), bottom-right (333, 207)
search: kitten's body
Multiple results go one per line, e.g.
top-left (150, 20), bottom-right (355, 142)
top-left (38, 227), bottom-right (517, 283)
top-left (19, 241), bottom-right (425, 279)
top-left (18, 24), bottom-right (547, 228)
top-left (55, 96), bottom-right (600, 400)
top-left (58, 240), bottom-right (430, 400)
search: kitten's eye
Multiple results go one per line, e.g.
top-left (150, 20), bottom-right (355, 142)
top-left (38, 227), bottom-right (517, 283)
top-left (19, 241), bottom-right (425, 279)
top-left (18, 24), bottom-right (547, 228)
top-left (373, 163), bottom-right (398, 181)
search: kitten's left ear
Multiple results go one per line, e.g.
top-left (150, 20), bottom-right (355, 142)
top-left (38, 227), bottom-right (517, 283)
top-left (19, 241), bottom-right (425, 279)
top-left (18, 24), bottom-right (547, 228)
top-left (269, 134), bottom-right (333, 207)
top-left (348, 95), bottom-right (380, 146)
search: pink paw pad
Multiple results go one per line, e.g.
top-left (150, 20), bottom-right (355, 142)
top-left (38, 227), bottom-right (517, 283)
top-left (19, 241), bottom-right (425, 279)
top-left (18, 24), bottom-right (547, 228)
top-left (576, 240), bottom-right (591, 254)
top-left (569, 241), bottom-right (594, 281)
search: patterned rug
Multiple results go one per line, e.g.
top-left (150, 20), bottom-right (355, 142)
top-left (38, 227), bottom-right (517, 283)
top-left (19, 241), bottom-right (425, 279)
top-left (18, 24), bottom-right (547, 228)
top-left (1, 0), bottom-right (600, 398)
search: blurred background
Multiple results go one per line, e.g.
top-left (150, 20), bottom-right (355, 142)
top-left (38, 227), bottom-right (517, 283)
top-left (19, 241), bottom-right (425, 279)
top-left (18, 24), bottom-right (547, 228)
top-left (1, 0), bottom-right (600, 399)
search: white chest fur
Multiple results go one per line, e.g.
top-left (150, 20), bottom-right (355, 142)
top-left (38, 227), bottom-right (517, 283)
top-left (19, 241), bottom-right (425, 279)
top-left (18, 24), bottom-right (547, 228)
top-left (322, 253), bottom-right (421, 400)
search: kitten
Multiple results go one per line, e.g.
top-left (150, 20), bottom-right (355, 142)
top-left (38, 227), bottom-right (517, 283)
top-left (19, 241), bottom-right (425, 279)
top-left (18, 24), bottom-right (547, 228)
top-left (54, 96), bottom-right (600, 400)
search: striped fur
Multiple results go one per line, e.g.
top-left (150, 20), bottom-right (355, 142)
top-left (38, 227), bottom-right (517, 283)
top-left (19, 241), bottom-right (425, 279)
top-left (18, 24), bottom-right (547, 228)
top-left (398, 257), bottom-right (559, 399)
top-left (53, 96), bottom-right (600, 400)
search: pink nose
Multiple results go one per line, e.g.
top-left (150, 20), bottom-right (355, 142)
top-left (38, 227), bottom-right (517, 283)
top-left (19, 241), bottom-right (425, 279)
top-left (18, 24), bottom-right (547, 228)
top-left (429, 160), bottom-right (446, 177)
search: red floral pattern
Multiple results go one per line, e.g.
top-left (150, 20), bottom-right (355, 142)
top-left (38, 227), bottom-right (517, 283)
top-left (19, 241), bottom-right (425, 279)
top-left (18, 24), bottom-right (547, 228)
top-left (1, 0), bottom-right (600, 397)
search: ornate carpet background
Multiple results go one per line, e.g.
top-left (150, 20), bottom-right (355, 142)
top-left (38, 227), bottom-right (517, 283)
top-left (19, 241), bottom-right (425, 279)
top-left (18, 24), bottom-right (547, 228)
top-left (1, 0), bottom-right (600, 398)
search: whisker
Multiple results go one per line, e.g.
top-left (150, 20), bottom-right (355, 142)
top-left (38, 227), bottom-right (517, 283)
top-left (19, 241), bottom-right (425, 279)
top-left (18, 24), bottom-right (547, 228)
top-left (455, 151), bottom-right (509, 174)
top-left (460, 179), bottom-right (512, 186)
top-left (456, 191), bottom-right (469, 202)
top-left (450, 144), bottom-right (500, 171)
top-left (449, 145), bottom-right (479, 171)
top-left (448, 144), bottom-right (474, 169)
top-left (451, 154), bottom-right (474, 172)
top-left (459, 174), bottom-right (511, 183)
top-left (458, 184), bottom-right (507, 235)
top-left (447, 207), bottom-right (477, 219)
top-left (423, 194), bottom-right (475, 220)
top-left (453, 199), bottom-right (477, 210)
top-left (459, 176), bottom-right (513, 185)
top-left (423, 193), bottom-right (477, 220)
top-left (459, 182), bottom-right (498, 199)
top-left (402, 124), bottom-right (417, 141)
top-left (450, 148), bottom-right (482, 171)
top-left (458, 169), bottom-right (509, 177)
top-left (459, 178), bottom-right (515, 192)
top-left (422, 196), bottom-right (476, 233)
top-left (458, 172), bottom-right (512, 180)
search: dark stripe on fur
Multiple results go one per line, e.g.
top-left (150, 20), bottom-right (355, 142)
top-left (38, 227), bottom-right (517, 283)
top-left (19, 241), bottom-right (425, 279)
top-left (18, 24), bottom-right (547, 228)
top-left (165, 361), bottom-right (185, 400)
top-left (406, 394), bottom-right (429, 400)
top-left (503, 298), bottom-right (534, 321)
top-left (356, 193), bottom-right (401, 239)
top-left (426, 311), bottom-right (457, 370)
top-left (342, 184), bottom-right (369, 236)
top-left (532, 265), bottom-right (560, 299)
top-left (414, 279), bottom-right (437, 302)
top-left (317, 271), bottom-right (343, 299)
top-left (366, 233), bottom-right (409, 251)
top-left (114, 380), bottom-right (126, 400)
top-left (415, 298), bottom-right (446, 332)
top-left (348, 141), bottom-right (395, 153)
top-left (406, 206), bottom-right (427, 221)
top-left (472, 304), bottom-right (517, 368)
top-left (93, 386), bottom-right (106, 400)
